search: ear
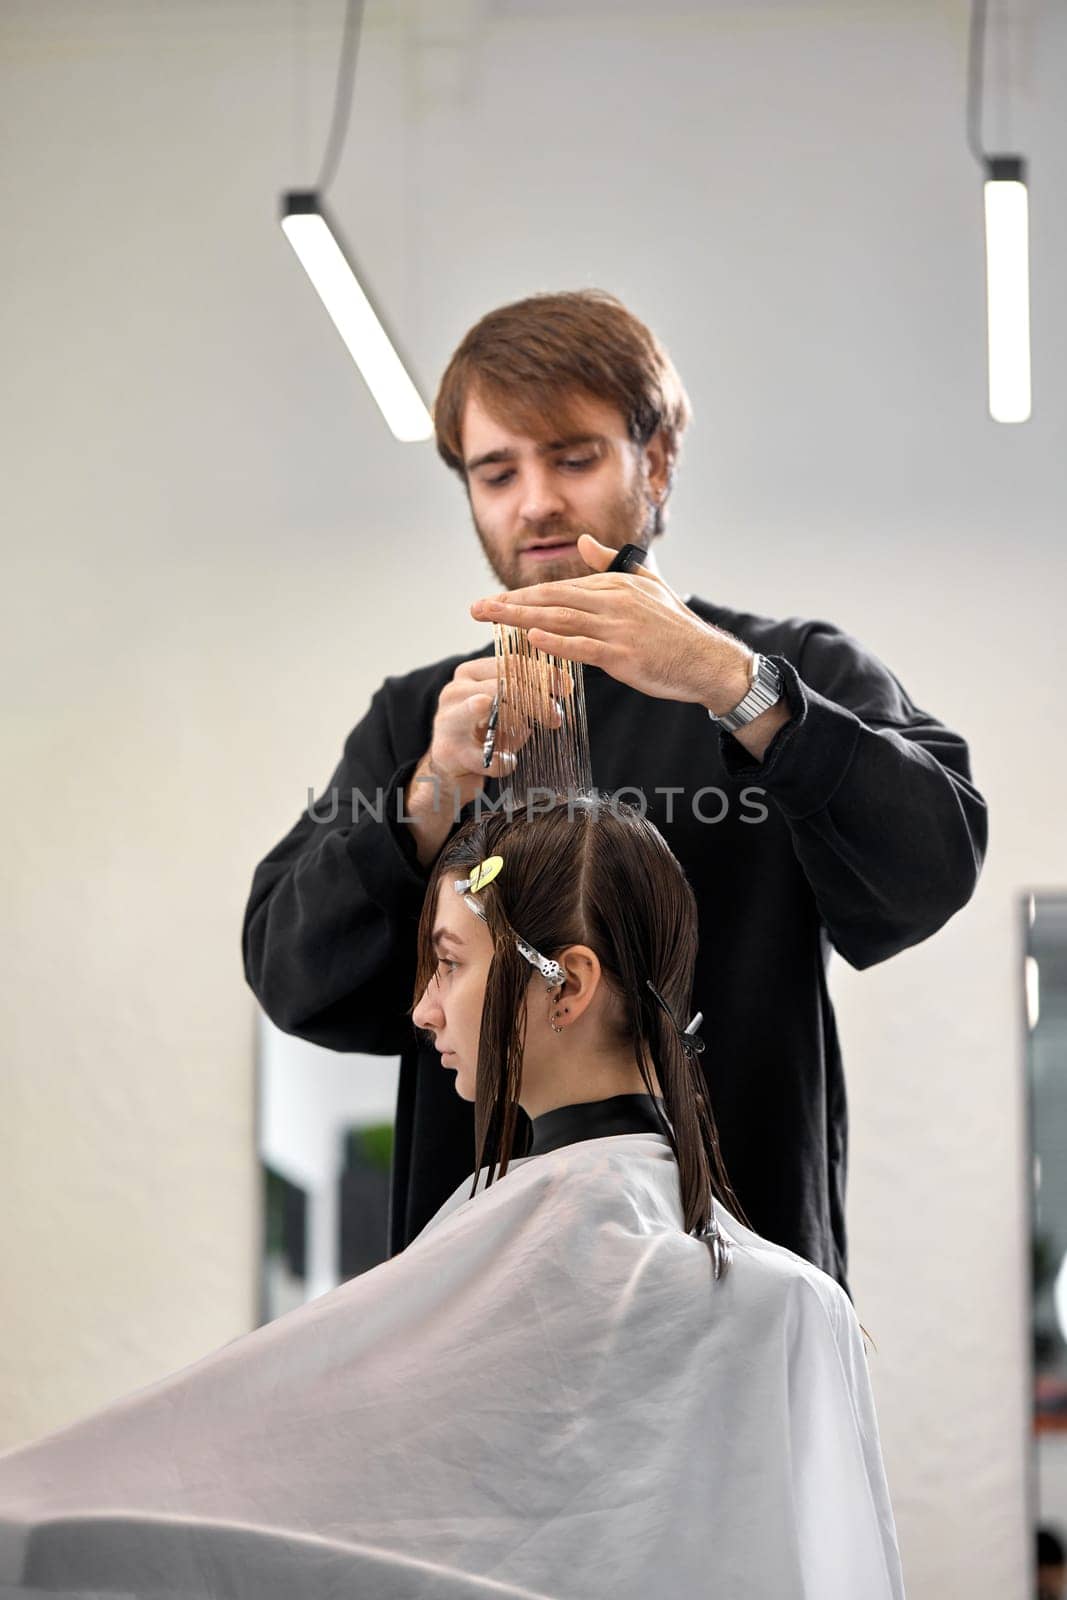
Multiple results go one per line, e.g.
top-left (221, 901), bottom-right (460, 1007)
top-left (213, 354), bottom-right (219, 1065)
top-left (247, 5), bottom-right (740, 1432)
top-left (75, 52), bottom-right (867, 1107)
top-left (553, 945), bottom-right (603, 1022)
top-left (641, 427), bottom-right (671, 503)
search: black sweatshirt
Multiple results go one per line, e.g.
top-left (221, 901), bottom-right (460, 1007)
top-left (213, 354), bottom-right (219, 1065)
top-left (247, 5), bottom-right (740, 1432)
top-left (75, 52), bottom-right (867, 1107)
top-left (242, 596), bottom-right (988, 1296)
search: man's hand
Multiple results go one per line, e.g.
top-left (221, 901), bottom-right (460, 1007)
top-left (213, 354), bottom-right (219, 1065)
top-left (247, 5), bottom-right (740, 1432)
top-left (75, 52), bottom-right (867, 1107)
top-left (402, 656), bottom-right (571, 867)
top-left (471, 533), bottom-right (753, 715)
top-left (412, 657), bottom-right (499, 792)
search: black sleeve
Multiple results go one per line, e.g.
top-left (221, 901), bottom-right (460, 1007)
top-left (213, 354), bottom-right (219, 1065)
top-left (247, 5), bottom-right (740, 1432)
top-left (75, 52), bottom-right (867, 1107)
top-left (716, 622), bottom-right (989, 970)
top-left (241, 680), bottom-right (436, 1052)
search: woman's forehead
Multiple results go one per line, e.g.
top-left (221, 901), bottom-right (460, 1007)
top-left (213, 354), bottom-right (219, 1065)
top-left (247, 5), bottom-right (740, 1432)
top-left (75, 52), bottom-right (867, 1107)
top-left (432, 878), bottom-right (486, 945)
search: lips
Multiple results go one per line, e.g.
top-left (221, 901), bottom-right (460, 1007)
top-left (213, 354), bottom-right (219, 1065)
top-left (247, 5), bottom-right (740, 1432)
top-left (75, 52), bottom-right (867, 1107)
top-left (522, 541), bottom-right (576, 557)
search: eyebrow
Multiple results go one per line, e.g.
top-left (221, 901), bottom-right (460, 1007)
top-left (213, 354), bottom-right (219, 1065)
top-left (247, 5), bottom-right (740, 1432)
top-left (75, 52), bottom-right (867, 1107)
top-left (432, 928), bottom-right (465, 951)
top-left (464, 433), bottom-right (606, 474)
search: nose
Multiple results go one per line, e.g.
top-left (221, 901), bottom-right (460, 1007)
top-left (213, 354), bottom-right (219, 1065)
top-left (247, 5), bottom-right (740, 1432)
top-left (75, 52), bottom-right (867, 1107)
top-left (412, 973), bottom-right (443, 1033)
top-left (518, 461), bottom-right (568, 526)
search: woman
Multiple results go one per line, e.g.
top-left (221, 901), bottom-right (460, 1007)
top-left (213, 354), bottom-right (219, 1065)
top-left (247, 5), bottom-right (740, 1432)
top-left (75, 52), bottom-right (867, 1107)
top-left (0, 797), bottom-right (906, 1599)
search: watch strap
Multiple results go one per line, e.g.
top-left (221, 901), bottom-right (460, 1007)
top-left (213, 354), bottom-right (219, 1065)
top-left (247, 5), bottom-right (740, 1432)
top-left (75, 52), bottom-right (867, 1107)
top-left (708, 652), bottom-right (783, 732)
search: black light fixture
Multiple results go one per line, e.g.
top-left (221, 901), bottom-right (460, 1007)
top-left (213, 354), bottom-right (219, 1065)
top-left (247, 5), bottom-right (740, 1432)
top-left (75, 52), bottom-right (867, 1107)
top-left (280, 1), bottom-right (432, 443)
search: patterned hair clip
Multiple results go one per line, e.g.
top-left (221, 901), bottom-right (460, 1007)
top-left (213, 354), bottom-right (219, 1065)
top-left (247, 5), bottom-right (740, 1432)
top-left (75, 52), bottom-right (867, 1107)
top-left (452, 854), bottom-right (565, 988)
top-left (514, 938), bottom-right (566, 988)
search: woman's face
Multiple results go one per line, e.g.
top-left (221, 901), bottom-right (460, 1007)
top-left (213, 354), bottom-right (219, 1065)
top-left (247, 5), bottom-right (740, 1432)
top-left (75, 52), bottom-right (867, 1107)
top-left (412, 880), bottom-right (498, 1101)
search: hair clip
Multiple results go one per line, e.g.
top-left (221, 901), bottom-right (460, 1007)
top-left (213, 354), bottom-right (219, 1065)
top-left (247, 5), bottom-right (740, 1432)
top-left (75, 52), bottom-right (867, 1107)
top-left (454, 854), bottom-right (504, 895)
top-left (646, 979), bottom-right (706, 1059)
top-left (452, 854), bottom-right (565, 988)
top-left (514, 937), bottom-right (565, 987)
top-left (699, 1215), bottom-right (731, 1280)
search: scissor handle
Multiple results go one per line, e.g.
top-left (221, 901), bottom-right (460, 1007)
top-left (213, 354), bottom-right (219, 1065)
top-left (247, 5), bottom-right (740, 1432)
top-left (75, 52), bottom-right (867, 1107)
top-left (607, 543), bottom-right (649, 574)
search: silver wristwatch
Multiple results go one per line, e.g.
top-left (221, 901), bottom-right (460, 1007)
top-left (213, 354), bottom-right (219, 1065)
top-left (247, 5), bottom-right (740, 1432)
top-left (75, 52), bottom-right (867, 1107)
top-left (707, 652), bottom-right (783, 732)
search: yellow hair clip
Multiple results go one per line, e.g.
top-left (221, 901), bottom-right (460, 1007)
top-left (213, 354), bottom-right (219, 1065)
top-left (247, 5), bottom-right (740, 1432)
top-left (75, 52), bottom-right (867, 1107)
top-left (456, 854), bottom-right (504, 895)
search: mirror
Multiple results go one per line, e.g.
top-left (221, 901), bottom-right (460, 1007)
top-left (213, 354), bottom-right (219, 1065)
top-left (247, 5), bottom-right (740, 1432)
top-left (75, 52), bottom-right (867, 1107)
top-left (257, 1012), bottom-right (399, 1321)
top-left (1028, 892), bottom-right (1067, 1600)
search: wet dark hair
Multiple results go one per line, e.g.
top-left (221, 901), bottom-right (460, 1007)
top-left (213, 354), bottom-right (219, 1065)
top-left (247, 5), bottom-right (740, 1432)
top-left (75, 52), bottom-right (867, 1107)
top-left (410, 795), bottom-right (751, 1244)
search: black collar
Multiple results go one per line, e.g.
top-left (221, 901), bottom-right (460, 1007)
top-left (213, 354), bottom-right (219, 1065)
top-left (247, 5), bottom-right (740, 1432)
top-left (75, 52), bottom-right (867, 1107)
top-left (527, 1092), bottom-right (674, 1158)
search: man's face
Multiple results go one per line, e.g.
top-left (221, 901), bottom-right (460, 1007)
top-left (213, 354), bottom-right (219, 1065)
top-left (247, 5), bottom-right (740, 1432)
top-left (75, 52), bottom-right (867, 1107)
top-left (460, 388), bottom-right (664, 592)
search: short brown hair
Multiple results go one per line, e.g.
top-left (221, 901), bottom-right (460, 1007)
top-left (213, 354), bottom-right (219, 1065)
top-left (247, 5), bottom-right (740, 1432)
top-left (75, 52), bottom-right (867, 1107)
top-left (432, 289), bottom-right (692, 538)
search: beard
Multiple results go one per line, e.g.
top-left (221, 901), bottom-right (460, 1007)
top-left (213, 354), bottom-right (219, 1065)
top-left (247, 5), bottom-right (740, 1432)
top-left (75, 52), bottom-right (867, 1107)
top-left (470, 471), bottom-right (657, 592)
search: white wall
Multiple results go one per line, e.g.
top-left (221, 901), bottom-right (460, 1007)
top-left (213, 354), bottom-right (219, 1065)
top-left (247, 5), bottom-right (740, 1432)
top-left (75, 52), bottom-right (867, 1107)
top-left (2, 1), bottom-right (1063, 1594)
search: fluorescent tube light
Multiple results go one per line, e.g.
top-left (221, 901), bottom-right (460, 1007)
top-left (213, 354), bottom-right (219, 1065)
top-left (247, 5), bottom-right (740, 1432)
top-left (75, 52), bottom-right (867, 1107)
top-left (983, 156), bottom-right (1031, 424)
top-left (280, 191), bottom-right (433, 444)
top-left (1026, 954), bottom-right (1040, 1032)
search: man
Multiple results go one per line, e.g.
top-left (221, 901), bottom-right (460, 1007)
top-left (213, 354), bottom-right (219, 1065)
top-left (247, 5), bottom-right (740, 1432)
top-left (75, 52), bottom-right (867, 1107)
top-left (242, 288), bottom-right (987, 1297)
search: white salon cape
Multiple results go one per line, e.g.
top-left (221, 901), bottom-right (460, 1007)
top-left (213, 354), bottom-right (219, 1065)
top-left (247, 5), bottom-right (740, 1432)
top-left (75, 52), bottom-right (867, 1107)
top-left (0, 1129), bottom-right (905, 1599)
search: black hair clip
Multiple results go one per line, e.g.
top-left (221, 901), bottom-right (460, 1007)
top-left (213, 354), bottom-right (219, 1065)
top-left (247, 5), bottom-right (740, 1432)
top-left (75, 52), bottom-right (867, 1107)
top-left (646, 979), bottom-right (706, 1059)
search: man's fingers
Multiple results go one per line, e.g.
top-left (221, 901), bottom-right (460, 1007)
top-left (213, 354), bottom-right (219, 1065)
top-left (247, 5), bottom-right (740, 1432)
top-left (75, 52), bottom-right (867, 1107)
top-left (634, 564), bottom-right (668, 589)
top-left (575, 531), bottom-right (615, 565)
top-left (429, 679), bottom-right (564, 790)
top-left (454, 657), bottom-right (502, 683)
top-left (484, 748), bottom-right (517, 778)
top-left (544, 661), bottom-right (576, 698)
top-left (477, 581), bottom-right (608, 617)
top-left (466, 691), bottom-right (495, 729)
